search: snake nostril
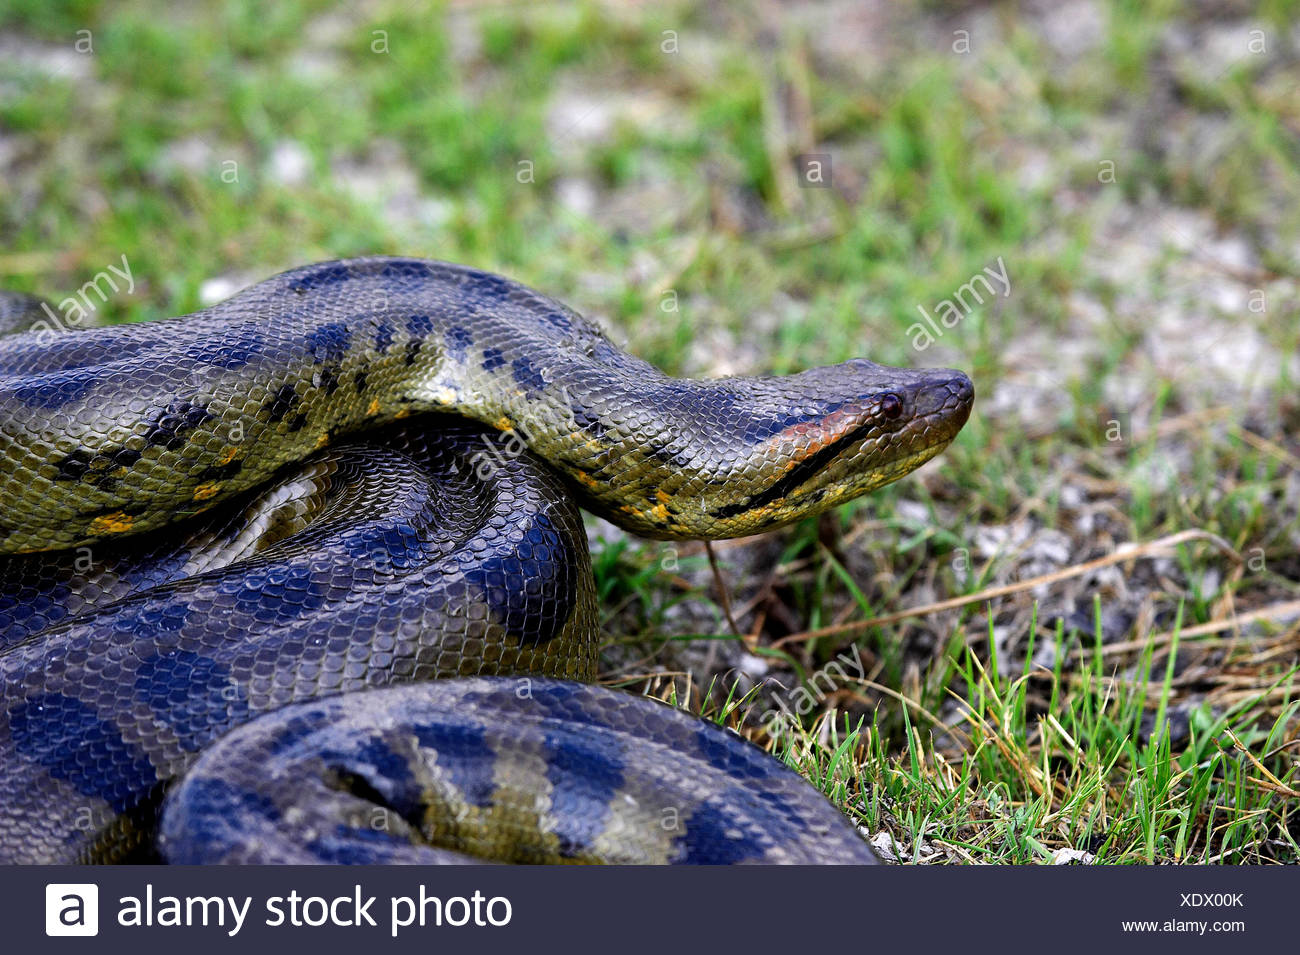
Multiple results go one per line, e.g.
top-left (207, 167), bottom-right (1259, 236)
top-left (879, 393), bottom-right (903, 420)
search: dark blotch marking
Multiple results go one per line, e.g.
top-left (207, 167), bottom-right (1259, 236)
top-left (8, 693), bottom-right (159, 814)
top-left (287, 262), bottom-right (350, 292)
top-left (462, 269), bottom-right (514, 302)
top-left (347, 736), bottom-right (422, 809)
top-left (641, 441), bottom-right (693, 470)
top-left (412, 721), bottom-right (496, 808)
top-left (197, 459), bottom-right (244, 483)
top-left (142, 399), bottom-right (214, 452)
top-left (405, 314), bottom-right (434, 338)
top-left (311, 737), bottom-right (430, 837)
top-left (216, 563), bottom-right (329, 625)
top-left (134, 649), bottom-right (249, 753)
top-left (317, 365), bottom-right (340, 396)
top-left (353, 370), bottom-right (369, 393)
top-left (481, 347), bottom-right (505, 372)
top-left (13, 368), bottom-right (99, 409)
top-left (690, 722), bottom-right (773, 779)
top-left (265, 712), bottom-right (327, 756)
top-left (53, 448), bottom-right (97, 483)
top-left (570, 406), bottom-right (609, 440)
top-left (377, 259), bottom-right (434, 282)
top-left (374, 321), bottom-right (396, 353)
top-left (167, 776), bottom-right (281, 849)
top-left (671, 800), bottom-right (762, 864)
top-left (53, 399), bottom-right (212, 487)
top-left (541, 309), bottom-right (572, 331)
top-left (306, 322), bottom-right (350, 364)
top-left (342, 522), bottom-right (426, 571)
top-left (185, 330), bottom-right (266, 369)
top-left (264, 384), bottom-right (301, 424)
top-left (445, 325), bottom-right (472, 359)
top-left (543, 731), bottom-right (623, 858)
top-left (403, 340), bottom-right (421, 366)
top-left (511, 355), bottom-right (546, 392)
top-left (460, 513), bottom-right (576, 645)
top-left (108, 446), bottom-right (143, 470)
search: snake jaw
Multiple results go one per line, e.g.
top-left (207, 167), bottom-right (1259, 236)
top-left (672, 363), bottom-right (973, 540)
top-left (790, 367), bottom-right (972, 509)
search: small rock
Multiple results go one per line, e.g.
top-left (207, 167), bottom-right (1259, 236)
top-left (198, 274), bottom-right (256, 307)
top-left (1051, 847), bottom-right (1097, 865)
top-left (267, 140), bottom-right (311, 187)
top-left (868, 830), bottom-right (898, 862)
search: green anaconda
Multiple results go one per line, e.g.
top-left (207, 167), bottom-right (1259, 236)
top-left (0, 256), bottom-right (973, 864)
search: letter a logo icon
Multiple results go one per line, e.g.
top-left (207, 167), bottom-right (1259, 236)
top-left (45, 884), bottom-right (99, 937)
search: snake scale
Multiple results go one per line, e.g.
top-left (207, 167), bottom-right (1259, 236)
top-left (0, 256), bottom-right (972, 864)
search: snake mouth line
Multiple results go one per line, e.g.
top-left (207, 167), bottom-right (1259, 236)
top-left (709, 416), bottom-right (886, 520)
top-left (710, 372), bottom-right (974, 524)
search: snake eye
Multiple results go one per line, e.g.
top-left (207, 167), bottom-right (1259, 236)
top-left (879, 393), bottom-right (903, 419)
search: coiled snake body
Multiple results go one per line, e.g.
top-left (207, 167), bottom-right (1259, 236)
top-left (0, 257), bottom-right (972, 864)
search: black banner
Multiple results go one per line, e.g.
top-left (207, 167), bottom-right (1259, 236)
top-left (17, 864), bottom-right (1286, 952)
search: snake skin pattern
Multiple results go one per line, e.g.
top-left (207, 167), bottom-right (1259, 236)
top-left (160, 679), bottom-right (879, 864)
top-left (0, 257), bottom-right (973, 864)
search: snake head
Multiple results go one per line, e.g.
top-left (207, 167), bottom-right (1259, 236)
top-left (581, 358), bottom-right (974, 541)
top-left (722, 359), bottom-right (973, 535)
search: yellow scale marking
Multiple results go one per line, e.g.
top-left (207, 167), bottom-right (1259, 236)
top-left (192, 482), bottom-right (223, 501)
top-left (87, 512), bottom-right (134, 535)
